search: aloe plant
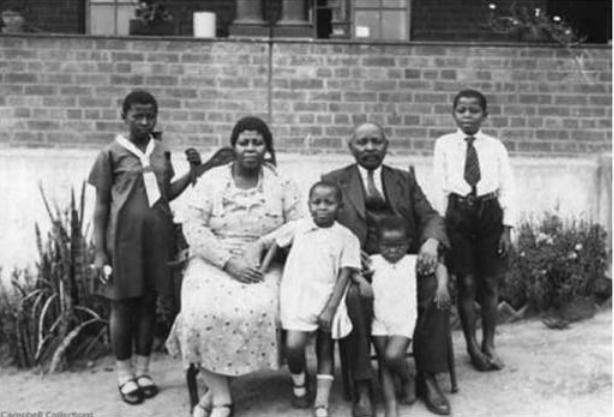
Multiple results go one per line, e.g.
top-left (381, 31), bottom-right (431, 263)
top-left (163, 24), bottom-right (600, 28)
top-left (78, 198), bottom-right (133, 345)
top-left (2, 183), bottom-right (109, 371)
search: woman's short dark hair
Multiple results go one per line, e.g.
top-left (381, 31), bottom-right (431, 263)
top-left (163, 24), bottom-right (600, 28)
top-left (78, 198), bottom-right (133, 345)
top-left (229, 116), bottom-right (276, 166)
top-left (452, 89), bottom-right (487, 112)
top-left (122, 89), bottom-right (158, 117)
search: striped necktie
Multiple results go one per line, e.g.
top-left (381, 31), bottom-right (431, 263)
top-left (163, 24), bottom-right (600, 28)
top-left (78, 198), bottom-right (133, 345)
top-left (464, 136), bottom-right (481, 194)
top-left (366, 169), bottom-right (385, 203)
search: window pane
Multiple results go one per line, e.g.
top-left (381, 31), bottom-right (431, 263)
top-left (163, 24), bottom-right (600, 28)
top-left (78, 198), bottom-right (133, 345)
top-left (383, 0), bottom-right (408, 8)
top-left (355, 10), bottom-right (379, 38)
top-left (381, 10), bottom-right (407, 40)
top-left (355, 0), bottom-right (380, 9)
top-left (90, 5), bottom-right (115, 35)
top-left (116, 5), bottom-right (134, 35)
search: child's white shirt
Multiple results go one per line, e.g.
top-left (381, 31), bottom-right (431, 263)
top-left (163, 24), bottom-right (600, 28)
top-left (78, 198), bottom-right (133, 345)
top-left (264, 217), bottom-right (361, 339)
top-left (370, 254), bottom-right (418, 338)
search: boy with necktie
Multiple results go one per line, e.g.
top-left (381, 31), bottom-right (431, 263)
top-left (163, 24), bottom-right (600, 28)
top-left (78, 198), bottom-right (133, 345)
top-left (433, 89), bottom-right (516, 371)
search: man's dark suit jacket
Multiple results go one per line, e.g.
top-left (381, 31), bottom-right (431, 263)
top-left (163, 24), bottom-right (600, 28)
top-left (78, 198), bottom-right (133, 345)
top-left (322, 164), bottom-right (449, 253)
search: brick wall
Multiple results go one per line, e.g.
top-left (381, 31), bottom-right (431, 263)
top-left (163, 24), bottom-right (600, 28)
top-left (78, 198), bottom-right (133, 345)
top-left (0, 34), bottom-right (610, 156)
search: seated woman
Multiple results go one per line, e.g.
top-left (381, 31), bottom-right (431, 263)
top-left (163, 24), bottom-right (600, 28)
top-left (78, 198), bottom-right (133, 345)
top-left (166, 116), bottom-right (303, 417)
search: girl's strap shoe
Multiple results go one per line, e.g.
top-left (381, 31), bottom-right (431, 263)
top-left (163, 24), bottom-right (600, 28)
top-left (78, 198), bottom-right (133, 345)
top-left (136, 374), bottom-right (159, 399)
top-left (118, 379), bottom-right (144, 405)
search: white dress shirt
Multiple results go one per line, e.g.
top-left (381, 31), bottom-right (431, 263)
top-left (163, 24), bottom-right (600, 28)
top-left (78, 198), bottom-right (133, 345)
top-left (433, 129), bottom-right (516, 227)
top-left (357, 164), bottom-right (384, 197)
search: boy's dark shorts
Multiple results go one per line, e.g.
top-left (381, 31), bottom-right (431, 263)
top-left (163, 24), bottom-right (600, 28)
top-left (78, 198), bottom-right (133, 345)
top-left (445, 193), bottom-right (508, 280)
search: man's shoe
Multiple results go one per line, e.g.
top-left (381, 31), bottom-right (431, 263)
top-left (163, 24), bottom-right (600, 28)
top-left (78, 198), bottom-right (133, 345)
top-left (416, 372), bottom-right (451, 416)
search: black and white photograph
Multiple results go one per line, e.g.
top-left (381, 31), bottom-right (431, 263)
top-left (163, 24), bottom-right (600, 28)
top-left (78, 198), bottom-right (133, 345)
top-left (0, 1), bottom-right (611, 417)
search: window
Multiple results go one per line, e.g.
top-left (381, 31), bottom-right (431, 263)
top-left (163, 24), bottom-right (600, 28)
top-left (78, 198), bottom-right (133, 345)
top-left (353, 0), bottom-right (411, 40)
top-left (87, 0), bottom-right (134, 35)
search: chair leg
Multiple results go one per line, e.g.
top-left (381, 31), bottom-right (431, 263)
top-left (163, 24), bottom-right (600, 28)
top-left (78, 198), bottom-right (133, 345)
top-left (186, 363), bottom-right (200, 411)
top-left (445, 315), bottom-right (458, 393)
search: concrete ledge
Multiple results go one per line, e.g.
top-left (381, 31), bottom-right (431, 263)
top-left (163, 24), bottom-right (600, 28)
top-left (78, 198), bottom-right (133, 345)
top-left (0, 149), bottom-right (610, 273)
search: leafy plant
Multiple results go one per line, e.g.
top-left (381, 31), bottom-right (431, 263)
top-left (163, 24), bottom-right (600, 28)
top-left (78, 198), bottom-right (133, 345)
top-left (134, 0), bottom-right (173, 25)
top-left (501, 213), bottom-right (609, 313)
top-left (1, 183), bottom-right (109, 371)
top-left (485, 1), bottom-right (585, 45)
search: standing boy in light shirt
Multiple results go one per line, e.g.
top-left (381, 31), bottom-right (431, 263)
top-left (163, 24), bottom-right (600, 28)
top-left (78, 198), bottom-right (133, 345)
top-left (433, 89), bottom-right (516, 371)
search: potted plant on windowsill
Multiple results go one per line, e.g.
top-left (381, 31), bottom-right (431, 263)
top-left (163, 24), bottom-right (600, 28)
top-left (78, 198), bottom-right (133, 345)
top-left (129, 1), bottom-right (175, 36)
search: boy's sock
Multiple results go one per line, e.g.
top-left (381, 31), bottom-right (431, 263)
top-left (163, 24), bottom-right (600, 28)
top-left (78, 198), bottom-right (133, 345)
top-left (117, 358), bottom-right (133, 386)
top-left (134, 354), bottom-right (151, 377)
top-left (314, 374), bottom-right (334, 407)
top-left (291, 371), bottom-right (307, 397)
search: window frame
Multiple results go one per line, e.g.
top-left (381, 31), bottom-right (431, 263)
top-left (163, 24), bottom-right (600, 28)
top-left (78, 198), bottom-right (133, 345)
top-left (352, 0), bottom-right (412, 41)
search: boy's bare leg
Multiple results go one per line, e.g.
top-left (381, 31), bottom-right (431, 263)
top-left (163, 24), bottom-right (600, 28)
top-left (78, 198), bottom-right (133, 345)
top-left (286, 330), bottom-right (312, 408)
top-left (373, 336), bottom-right (398, 417)
top-left (480, 276), bottom-right (504, 370)
top-left (457, 273), bottom-right (492, 371)
top-left (386, 336), bottom-right (415, 405)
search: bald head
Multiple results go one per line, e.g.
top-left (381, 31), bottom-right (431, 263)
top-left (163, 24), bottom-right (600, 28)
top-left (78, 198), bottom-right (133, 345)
top-left (348, 122), bottom-right (389, 170)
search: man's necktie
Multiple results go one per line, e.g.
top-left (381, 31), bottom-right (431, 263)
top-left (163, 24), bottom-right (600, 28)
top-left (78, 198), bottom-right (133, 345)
top-left (366, 169), bottom-right (385, 203)
top-left (464, 136), bottom-right (481, 194)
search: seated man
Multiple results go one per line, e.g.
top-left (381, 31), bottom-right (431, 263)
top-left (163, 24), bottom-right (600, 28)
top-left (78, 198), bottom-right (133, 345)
top-left (322, 122), bottom-right (452, 416)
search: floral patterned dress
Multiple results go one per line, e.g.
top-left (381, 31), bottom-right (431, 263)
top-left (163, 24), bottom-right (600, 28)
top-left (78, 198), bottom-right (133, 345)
top-left (166, 163), bottom-right (302, 376)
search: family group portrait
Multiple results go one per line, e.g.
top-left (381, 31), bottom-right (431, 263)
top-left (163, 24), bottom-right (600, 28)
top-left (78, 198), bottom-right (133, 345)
top-left (0, 1), bottom-right (611, 417)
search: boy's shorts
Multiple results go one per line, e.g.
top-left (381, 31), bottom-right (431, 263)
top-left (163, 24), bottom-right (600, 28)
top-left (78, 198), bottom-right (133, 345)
top-left (445, 193), bottom-right (508, 279)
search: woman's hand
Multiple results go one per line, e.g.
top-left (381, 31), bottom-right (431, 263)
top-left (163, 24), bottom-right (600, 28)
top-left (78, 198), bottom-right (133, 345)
top-left (317, 307), bottom-right (335, 333)
top-left (243, 241), bottom-right (264, 269)
top-left (224, 255), bottom-right (264, 284)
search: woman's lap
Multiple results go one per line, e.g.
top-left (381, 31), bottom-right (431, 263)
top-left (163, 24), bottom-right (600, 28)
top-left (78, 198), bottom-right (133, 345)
top-left (166, 258), bottom-right (282, 376)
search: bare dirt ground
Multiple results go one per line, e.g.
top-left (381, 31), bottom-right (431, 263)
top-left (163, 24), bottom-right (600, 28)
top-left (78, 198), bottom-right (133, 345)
top-left (0, 309), bottom-right (611, 417)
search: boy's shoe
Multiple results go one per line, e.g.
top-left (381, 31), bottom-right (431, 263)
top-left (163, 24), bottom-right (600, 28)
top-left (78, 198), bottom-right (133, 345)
top-left (397, 375), bottom-right (416, 405)
top-left (314, 404), bottom-right (329, 417)
top-left (291, 375), bottom-right (311, 408)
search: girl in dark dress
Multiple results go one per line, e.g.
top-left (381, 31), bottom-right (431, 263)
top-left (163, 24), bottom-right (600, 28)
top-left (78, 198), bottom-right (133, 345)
top-left (89, 90), bottom-right (199, 405)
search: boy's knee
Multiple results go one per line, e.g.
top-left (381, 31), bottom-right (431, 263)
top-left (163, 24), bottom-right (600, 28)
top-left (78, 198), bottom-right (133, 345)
top-left (383, 350), bottom-right (405, 368)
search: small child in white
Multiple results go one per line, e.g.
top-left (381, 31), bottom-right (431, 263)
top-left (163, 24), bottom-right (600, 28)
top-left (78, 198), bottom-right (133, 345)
top-left (253, 181), bottom-right (361, 417)
top-left (369, 216), bottom-right (450, 417)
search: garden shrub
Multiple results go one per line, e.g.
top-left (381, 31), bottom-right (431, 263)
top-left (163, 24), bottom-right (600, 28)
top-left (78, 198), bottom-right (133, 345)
top-left (501, 212), bottom-right (609, 313)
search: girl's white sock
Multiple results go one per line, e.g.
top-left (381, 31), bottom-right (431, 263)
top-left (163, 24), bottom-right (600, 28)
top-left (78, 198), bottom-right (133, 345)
top-left (291, 371), bottom-right (306, 397)
top-left (314, 374), bottom-right (334, 407)
top-left (116, 358), bottom-right (133, 386)
top-left (134, 354), bottom-right (150, 377)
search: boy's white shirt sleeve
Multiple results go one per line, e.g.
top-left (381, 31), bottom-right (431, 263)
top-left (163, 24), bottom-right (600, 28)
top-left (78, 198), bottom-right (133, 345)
top-left (497, 142), bottom-right (516, 227)
top-left (340, 232), bottom-right (362, 270)
top-left (432, 137), bottom-right (448, 216)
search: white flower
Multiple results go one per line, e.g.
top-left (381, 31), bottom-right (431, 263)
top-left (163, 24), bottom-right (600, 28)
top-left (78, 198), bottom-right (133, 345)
top-left (488, 3), bottom-right (497, 10)
top-left (564, 29), bottom-right (571, 35)
top-left (553, 15), bottom-right (561, 23)
top-left (574, 243), bottom-right (583, 251)
top-left (534, 8), bottom-right (541, 17)
top-left (520, 251), bottom-right (526, 257)
top-left (567, 252), bottom-right (578, 260)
